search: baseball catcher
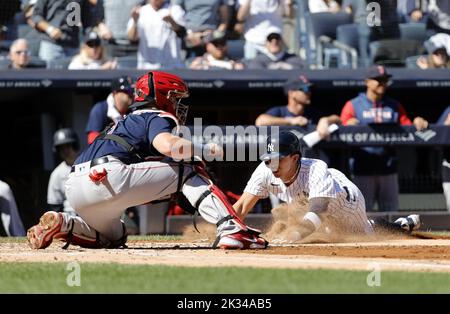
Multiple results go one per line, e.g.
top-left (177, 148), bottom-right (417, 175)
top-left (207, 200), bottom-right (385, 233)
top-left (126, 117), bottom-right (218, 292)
top-left (27, 71), bottom-right (268, 250)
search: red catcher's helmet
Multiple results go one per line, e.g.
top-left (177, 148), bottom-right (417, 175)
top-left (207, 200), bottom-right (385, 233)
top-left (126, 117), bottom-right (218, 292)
top-left (131, 71), bottom-right (190, 124)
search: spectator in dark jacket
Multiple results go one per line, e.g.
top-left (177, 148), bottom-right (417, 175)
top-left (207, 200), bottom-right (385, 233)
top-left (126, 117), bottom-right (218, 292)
top-left (248, 30), bottom-right (305, 70)
top-left (344, 0), bottom-right (401, 67)
top-left (32, 0), bottom-right (100, 62)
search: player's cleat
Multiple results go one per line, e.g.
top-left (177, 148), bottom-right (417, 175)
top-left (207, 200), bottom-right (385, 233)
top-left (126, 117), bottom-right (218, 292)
top-left (394, 214), bottom-right (421, 232)
top-left (217, 230), bottom-right (268, 249)
top-left (27, 211), bottom-right (63, 249)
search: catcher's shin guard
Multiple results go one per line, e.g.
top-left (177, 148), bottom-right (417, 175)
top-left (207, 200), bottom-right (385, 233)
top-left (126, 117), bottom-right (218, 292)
top-left (27, 212), bottom-right (124, 249)
top-left (59, 219), bottom-right (128, 249)
top-left (182, 172), bottom-right (268, 249)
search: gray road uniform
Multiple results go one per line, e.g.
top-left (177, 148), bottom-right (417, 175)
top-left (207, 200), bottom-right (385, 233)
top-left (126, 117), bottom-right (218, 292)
top-left (56, 110), bottom-right (265, 248)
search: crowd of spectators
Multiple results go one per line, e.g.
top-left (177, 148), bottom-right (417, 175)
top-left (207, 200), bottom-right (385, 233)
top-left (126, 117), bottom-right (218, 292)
top-left (1, 0), bottom-right (449, 70)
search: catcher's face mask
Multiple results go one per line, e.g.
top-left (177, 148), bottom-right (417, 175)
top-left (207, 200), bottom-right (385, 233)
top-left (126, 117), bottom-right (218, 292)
top-left (167, 90), bottom-right (189, 125)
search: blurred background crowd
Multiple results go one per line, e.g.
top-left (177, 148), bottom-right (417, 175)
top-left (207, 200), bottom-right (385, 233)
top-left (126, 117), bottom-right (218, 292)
top-left (1, 0), bottom-right (450, 71)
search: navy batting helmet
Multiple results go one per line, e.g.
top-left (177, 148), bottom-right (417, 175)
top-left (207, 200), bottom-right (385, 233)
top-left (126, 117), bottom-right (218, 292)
top-left (53, 128), bottom-right (79, 152)
top-left (111, 76), bottom-right (133, 96)
top-left (260, 131), bottom-right (301, 161)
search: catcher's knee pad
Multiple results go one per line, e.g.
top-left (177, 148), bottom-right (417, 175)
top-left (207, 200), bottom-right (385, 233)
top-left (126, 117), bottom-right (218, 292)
top-left (182, 174), bottom-right (248, 236)
top-left (106, 222), bottom-right (128, 249)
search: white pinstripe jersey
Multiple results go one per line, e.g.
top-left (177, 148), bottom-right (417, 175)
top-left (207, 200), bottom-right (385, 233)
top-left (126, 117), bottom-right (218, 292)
top-left (245, 158), bottom-right (348, 203)
top-left (244, 158), bottom-right (373, 234)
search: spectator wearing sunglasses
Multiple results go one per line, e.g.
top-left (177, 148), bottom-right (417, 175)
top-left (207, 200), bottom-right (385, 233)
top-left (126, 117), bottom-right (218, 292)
top-left (86, 76), bottom-right (134, 144)
top-left (8, 38), bottom-right (32, 70)
top-left (189, 30), bottom-right (245, 70)
top-left (68, 30), bottom-right (117, 70)
top-left (340, 65), bottom-right (428, 212)
top-left (248, 30), bottom-right (305, 70)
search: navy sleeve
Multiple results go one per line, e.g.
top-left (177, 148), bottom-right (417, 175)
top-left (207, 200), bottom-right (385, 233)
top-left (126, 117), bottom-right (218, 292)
top-left (86, 102), bottom-right (108, 133)
top-left (265, 106), bottom-right (283, 117)
top-left (147, 116), bottom-right (177, 148)
top-left (304, 106), bottom-right (322, 124)
top-left (437, 106), bottom-right (450, 125)
top-left (31, 0), bottom-right (47, 25)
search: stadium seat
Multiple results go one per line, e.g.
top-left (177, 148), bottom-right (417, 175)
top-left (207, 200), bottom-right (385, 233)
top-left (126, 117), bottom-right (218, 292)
top-left (28, 56), bottom-right (47, 68)
top-left (369, 39), bottom-right (425, 67)
top-left (116, 55), bottom-right (137, 69)
top-left (0, 57), bottom-right (10, 69)
top-left (227, 39), bottom-right (245, 61)
top-left (46, 57), bottom-right (73, 69)
top-left (26, 39), bottom-right (41, 58)
top-left (399, 23), bottom-right (428, 43)
top-left (17, 25), bottom-right (41, 57)
top-left (305, 12), bottom-right (353, 68)
top-left (0, 39), bottom-right (11, 53)
top-left (335, 24), bottom-right (360, 68)
top-left (337, 24), bottom-right (359, 50)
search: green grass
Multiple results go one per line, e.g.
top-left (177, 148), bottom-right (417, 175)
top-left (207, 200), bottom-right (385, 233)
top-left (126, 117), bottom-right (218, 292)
top-left (0, 262), bottom-right (449, 293)
top-left (2, 230), bottom-right (450, 244)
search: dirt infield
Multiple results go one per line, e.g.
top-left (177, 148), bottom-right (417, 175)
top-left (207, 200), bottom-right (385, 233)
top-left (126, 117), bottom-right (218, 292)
top-left (1, 237), bottom-right (449, 273)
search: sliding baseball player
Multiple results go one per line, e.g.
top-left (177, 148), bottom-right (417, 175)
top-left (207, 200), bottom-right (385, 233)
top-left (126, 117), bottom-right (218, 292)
top-left (234, 131), bottom-right (421, 241)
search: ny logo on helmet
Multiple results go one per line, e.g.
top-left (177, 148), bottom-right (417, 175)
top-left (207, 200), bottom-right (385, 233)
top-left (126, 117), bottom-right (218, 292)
top-left (267, 143), bottom-right (274, 152)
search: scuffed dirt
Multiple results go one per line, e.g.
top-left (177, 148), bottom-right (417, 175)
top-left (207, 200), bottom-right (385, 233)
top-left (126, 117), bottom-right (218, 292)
top-left (0, 238), bottom-right (449, 273)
